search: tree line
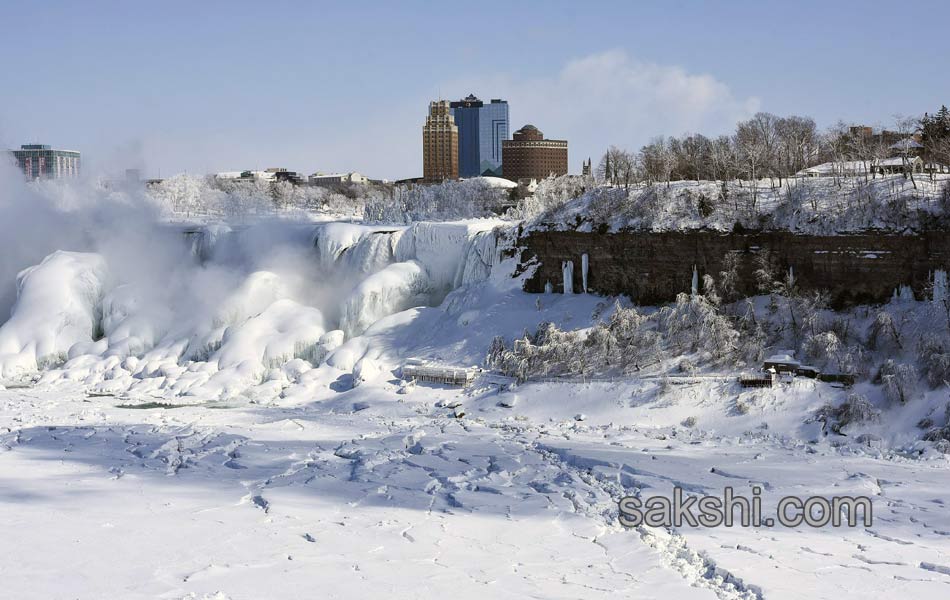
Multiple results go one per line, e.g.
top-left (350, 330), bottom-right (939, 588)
top-left (599, 106), bottom-right (950, 190)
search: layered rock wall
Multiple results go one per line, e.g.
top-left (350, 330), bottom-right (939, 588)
top-left (521, 230), bottom-right (950, 307)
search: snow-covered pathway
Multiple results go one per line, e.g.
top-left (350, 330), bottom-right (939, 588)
top-left (1, 387), bottom-right (949, 599)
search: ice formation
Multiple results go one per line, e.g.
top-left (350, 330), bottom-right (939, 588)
top-left (933, 269), bottom-right (947, 303)
top-left (1, 214), bottom-right (507, 400)
top-left (339, 261), bottom-right (431, 337)
top-left (562, 260), bottom-right (574, 294)
top-left (581, 253), bottom-right (589, 293)
top-left (0, 251), bottom-right (109, 378)
top-left (892, 284), bottom-right (915, 303)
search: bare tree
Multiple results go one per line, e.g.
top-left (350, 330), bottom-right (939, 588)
top-left (775, 115), bottom-right (818, 181)
top-left (848, 126), bottom-right (888, 184)
top-left (735, 114), bottom-right (776, 210)
top-left (893, 114), bottom-right (920, 190)
top-left (639, 137), bottom-right (675, 187)
top-left (679, 133), bottom-right (712, 181)
top-left (597, 146), bottom-right (638, 190)
top-left (710, 135), bottom-right (740, 183)
top-left (821, 121), bottom-right (851, 189)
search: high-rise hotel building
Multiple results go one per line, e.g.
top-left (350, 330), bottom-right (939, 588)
top-left (11, 144), bottom-right (81, 180)
top-left (422, 101), bottom-right (459, 183)
top-left (450, 95), bottom-right (509, 178)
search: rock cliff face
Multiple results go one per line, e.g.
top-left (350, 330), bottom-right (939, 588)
top-left (520, 230), bottom-right (950, 307)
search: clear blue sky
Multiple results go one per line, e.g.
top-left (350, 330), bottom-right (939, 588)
top-left (1, 0), bottom-right (947, 180)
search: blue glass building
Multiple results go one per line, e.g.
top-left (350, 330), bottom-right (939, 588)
top-left (450, 95), bottom-right (509, 177)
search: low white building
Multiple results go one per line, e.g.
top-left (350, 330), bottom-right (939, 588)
top-left (309, 172), bottom-right (370, 186)
top-left (402, 363), bottom-right (477, 387)
top-left (214, 170), bottom-right (278, 182)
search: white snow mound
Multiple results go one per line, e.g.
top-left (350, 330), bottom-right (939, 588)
top-left (0, 251), bottom-right (109, 378)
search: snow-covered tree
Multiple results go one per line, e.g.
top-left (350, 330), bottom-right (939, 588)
top-left (916, 333), bottom-right (950, 389)
top-left (879, 360), bottom-right (919, 404)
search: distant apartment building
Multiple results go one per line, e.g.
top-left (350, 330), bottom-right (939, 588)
top-left (10, 144), bottom-right (80, 180)
top-left (449, 94), bottom-right (509, 178)
top-left (501, 125), bottom-right (568, 182)
top-left (423, 100), bottom-right (459, 183)
top-left (309, 172), bottom-right (369, 186)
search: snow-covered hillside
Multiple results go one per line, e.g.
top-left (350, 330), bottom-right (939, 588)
top-left (529, 174), bottom-right (950, 234)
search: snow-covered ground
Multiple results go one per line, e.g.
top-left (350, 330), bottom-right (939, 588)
top-left (3, 373), bottom-right (950, 599)
top-left (3, 169), bottom-right (950, 598)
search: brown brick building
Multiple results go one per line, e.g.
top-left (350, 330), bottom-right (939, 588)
top-left (423, 100), bottom-right (459, 182)
top-left (501, 124), bottom-right (568, 182)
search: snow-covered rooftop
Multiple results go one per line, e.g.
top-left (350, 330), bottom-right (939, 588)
top-left (467, 176), bottom-right (518, 189)
top-left (889, 138), bottom-right (923, 150)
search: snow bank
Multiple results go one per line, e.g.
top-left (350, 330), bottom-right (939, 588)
top-left (0, 251), bottom-right (109, 379)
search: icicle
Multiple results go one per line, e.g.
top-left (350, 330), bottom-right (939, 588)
top-left (893, 284), bottom-right (914, 303)
top-left (691, 265), bottom-right (699, 297)
top-left (903, 285), bottom-right (914, 302)
top-left (544, 281), bottom-right (553, 294)
top-left (562, 261), bottom-right (574, 294)
top-left (581, 253), bottom-right (589, 293)
top-left (933, 269), bottom-right (948, 303)
top-left (787, 266), bottom-right (795, 288)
